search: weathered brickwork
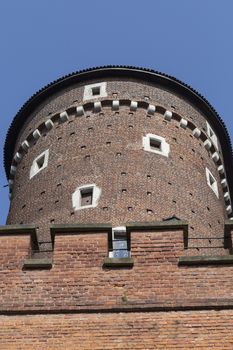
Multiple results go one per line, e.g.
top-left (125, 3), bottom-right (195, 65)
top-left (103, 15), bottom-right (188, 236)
top-left (2, 67), bottom-right (233, 349)
top-left (1, 229), bottom-right (233, 312)
top-left (7, 97), bottom-right (227, 254)
top-left (1, 310), bottom-right (233, 350)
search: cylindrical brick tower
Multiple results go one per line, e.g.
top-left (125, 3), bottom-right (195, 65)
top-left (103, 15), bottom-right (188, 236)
top-left (4, 66), bottom-right (233, 255)
top-left (2, 66), bottom-right (233, 349)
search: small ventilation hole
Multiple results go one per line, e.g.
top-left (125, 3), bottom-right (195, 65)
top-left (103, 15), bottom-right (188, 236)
top-left (103, 207), bottom-right (108, 211)
top-left (128, 206), bottom-right (133, 211)
top-left (147, 209), bottom-right (153, 214)
top-left (122, 189), bottom-right (127, 193)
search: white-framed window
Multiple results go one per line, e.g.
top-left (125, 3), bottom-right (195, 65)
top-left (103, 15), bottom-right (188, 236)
top-left (109, 226), bottom-right (130, 258)
top-left (205, 167), bottom-right (219, 198)
top-left (143, 133), bottom-right (170, 157)
top-left (72, 183), bottom-right (101, 210)
top-left (30, 149), bottom-right (49, 179)
top-left (83, 82), bottom-right (107, 101)
top-left (206, 122), bottom-right (218, 150)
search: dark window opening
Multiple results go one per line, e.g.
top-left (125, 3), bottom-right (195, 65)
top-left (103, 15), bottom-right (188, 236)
top-left (150, 138), bottom-right (161, 150)
top-left (36, 155), bottom-right (45, 169)
top-left (80, 188), bottom-right (93, 206)
top-left (92, 86), bottom-right (100, 96)
top-left (209, 174), bottom-right (215, 186)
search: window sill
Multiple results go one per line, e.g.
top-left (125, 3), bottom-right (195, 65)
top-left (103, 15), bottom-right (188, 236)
top-left (103, 257), bottom-right (134, 268)
top-left (23, 258), bottom-right (53, 269)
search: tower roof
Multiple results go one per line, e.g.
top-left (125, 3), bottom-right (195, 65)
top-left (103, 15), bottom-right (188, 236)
top-left (4, 65), bottom-right (233, 190)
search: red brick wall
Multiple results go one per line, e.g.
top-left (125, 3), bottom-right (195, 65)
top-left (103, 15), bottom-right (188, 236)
top-left (1, 311), bottom-right (233, 349)
top-left (0, 229), bottom-right (233, 312)
top-left (7, 80), bottom-right (227, 255)
top-left (1, 228), bottom-right (233, 348)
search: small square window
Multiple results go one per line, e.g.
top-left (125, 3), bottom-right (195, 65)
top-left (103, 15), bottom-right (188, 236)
top-left (209, 173), bottom-right (215, 186)
top-left (91, 86), bottom-right (100, 96)
top-left (206, 168), bottom-right (219, 198)
top-left (30, 149), bottom-right (49, 179)
top-left (206, 122), bottom-right (218, 150)
top-left (143, 134), bottom-right (170, 157)
top-left (36, 154), bottom-right (45, 169)
top-left (83, 82), bottom-right (107, 101)
top-left (80, 188), bottom-right (93, 206)
top-left (109, 227), bottom-right (130, 258)
top-left (72, 183), bottom-right (101, 211)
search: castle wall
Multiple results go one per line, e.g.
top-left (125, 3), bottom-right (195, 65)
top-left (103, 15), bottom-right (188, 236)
top-left (1, 310), bottom-right (233, 350)
top-left (0, 227), bottom-right (233, 312)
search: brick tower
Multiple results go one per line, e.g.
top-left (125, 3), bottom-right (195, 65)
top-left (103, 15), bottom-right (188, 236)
top-left (2, 66), bottom-right (233, 349)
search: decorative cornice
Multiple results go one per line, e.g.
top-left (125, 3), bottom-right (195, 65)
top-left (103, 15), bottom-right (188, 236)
top-left (4, 65), bottom-right (233, 190)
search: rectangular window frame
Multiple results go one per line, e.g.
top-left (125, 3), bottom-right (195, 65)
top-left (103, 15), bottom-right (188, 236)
top-left (108, 227), bottom-right (131, 259)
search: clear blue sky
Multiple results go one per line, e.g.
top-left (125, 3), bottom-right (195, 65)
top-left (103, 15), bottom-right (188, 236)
top-left (0, 0), bottom-right (233, 224)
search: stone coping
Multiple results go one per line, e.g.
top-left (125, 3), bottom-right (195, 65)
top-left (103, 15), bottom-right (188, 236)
top-left (126, 220), bottom-right (189, 248)
top-left (0, 224), bottom-right (38, 249)
top-left (179, 255), bottom-right (233, 265)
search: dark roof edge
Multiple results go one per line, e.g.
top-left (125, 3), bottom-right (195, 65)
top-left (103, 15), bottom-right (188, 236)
top-left (4, 65), bottom-right (233, 191)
